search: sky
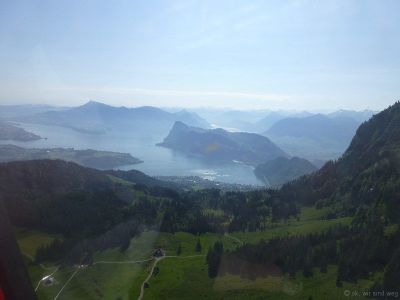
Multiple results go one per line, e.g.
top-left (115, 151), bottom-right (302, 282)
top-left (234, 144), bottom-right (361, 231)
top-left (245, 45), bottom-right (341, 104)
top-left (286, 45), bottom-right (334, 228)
top-left (1, 0), bottom-right (399, 111)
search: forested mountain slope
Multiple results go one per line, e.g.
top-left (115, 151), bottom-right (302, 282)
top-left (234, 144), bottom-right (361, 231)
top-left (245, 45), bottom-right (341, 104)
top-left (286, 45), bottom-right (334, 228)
top-left (254, 156), bottom-right (317, 187)
top-left (0, 160), bottom-right (118, 232)
top-left (227, 101), bottom-right (400, 290)
top-left (281, 101), bottom-right (400, 220)
top-left (158, 121), bottom-right (288, 165)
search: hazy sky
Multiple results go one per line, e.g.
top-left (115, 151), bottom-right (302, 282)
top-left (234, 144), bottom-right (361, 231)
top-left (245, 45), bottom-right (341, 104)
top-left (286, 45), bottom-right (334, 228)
top-left (1, 0), bottom-right (399, 110)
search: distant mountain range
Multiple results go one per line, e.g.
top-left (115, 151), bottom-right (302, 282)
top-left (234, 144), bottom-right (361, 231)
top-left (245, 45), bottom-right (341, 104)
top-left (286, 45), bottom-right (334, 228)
top-left (263, 113), bottom-right (372, 161)
top-left (265, 114), bottom-right (359, 142)
top-left (254, 156), bottom-right (317, 187)
top-left (157, 121), bottom-right (288, 166)
top-left (191, 109), bottom-right (312, 132)
top-left (192, 108), bottom-right (374, 134)
top-left (12, 101), bottom-right (210, 136)
top-left (327, 109), bottom-right (375, 122)
top-left (0, 104), bottom-right (67, 119)
top-left (4, 102), bottom-right (376, 163)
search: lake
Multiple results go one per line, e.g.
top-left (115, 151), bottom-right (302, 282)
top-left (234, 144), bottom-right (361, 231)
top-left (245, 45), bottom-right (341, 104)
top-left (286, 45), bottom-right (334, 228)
top-left (1, 123), bottom-right (264, 185)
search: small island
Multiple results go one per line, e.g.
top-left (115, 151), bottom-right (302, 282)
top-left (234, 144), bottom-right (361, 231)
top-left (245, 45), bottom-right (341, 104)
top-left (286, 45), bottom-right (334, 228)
top-left (0, 145), bottom-right (142, 169)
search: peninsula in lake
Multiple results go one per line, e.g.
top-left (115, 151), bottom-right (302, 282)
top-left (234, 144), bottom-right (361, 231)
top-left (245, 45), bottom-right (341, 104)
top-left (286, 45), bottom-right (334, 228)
top-left (157, 121), bottom-right (288, 165)
top-left (0, 121), bottom-right (41, 142)
top-left (0, 144), bottom-right (142, 169)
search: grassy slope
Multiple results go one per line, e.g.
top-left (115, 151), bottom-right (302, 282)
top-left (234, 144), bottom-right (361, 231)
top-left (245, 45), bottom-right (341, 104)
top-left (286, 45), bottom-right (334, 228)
top-left (20, 208), bottom-right (365, 300)
top-left (15, 228), bottom-right (59, 258)
top-left (23, 231), bottom-right (237, 300)
top-left (144, 208), bottom-right (359, 300)
top-left (230, 207), bottom-right (352, 244)
top-left (145, 260), bottom-right (373, 300)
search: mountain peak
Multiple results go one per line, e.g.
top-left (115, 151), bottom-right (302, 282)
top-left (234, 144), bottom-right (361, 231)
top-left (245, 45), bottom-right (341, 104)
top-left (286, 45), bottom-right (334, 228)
top-left (78, 100), bottom-right (112, 111)
top-left (176, 109), bottom-right (189, 114)
top-left (172, 120), bottom-right (190, 130)
top-left (83, 100), bottom-right (107, 106)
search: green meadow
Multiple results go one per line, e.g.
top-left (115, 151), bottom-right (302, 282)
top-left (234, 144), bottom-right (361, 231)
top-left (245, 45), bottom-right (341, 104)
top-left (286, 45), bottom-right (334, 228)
top-left (18, 208), bottom-right (369, 300)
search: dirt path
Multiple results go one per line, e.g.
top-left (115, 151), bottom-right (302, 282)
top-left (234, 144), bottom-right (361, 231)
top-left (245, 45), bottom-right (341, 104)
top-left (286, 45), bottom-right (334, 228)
top-left (224, 233), bottom-right (244, 246)
top-left (44, 253), bottom-right (205, 300)
top-left (137, 257), bottom-right (163, 300)
top-left (51, 258), bottom-right (152, 299)
top-left (93, 258), bottom-right (153, 265)
top-left (53, 267), bottom-right (80, 300)
top-left (137, 254), bottom-right (205, 300)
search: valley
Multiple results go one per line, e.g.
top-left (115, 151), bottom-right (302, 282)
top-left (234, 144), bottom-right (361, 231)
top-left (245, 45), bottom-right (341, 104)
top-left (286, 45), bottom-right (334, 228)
top-left (2, 101), bottom-right (397, 300)
top-left (17, 208), bottom-right (357, 300)
top-left (1, 120), bottom-right (263, 185)
top-left (0, 102), bottom-right (376, 187)
top-left (1, 2), bottom-right (399, 299)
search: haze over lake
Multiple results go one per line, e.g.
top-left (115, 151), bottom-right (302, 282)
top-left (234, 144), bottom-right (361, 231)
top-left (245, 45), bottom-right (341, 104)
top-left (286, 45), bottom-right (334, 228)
top-left (2, 122), bottom-right (263, 185)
